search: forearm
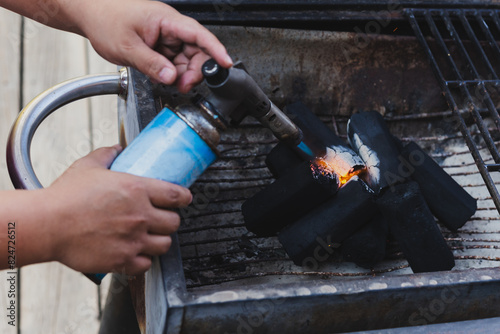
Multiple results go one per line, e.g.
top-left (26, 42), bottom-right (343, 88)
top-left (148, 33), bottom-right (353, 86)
top-left (0, 0), bottom-right (93, 35)
top-left (0, 189), bottom-right (58, 270)
top-left (1, 0), bottom-right (232, 89)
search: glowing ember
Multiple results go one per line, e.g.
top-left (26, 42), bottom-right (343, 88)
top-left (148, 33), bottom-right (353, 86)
top-left (314, 146), bottom-right (366, 186)
top-left (310, 161), bottom-right (338, 187)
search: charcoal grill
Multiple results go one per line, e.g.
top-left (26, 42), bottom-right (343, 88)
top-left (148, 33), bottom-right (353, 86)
top-left (8, 1), bottom-right (500, 333)
top-left (104, 1), bottom-right (500, 333)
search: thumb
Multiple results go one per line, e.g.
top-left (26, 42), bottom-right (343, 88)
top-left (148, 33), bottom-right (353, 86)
top-left (74, 145), bottom-right (123, 169)
top-left (130, 42), bottom-right (177, 84)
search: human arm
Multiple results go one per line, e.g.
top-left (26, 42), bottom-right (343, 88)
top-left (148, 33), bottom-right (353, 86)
top-left (0, 0), bottom-right (233, 93)
top-left (0, 145), bottom-right (192, 275)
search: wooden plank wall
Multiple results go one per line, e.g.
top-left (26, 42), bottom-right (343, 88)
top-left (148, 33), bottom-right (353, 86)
top-left (0, 8), bottom-right (118, 334)
top-left (0, 9), bottom-right (21, 334)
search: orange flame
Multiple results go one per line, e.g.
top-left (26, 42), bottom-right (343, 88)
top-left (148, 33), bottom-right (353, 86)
top-left (314, 157), bottom-right (364, 186)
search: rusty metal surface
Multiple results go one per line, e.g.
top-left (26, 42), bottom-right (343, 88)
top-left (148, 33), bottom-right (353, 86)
top-left (128, 275), bottom-right (146, 333)
top-left (114, 68), bottom-right (158, 334)
top-left (209, 27), bottom-right (447, 118)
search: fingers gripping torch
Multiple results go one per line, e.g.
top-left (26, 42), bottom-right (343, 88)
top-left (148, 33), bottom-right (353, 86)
top-left (85, 60), bottom-right (304, 283)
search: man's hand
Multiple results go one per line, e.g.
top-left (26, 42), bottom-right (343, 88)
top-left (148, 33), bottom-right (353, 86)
top-left (44, 145), bottom-right (192, 275)
top-left (78, 0), bottom-right (233, 93)
top-left (0, 0), bottom-right (233, 93)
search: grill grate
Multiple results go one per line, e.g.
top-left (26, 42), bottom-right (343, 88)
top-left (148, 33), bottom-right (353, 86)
top-left (406, 8), bottom-right (500, 213)
top-left (180, 123), bottom-right (500, 289)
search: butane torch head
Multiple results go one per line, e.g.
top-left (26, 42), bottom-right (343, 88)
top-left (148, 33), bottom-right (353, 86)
top-left (201, 58), bottom-right (303, 146)
top-left (202, 59), bottom-right (229, 86)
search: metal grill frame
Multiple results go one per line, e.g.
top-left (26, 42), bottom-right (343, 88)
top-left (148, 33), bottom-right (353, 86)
top-left (406, 7), bottom-right (500, 212)
top-left (116, 3), bottom-right (500, 333)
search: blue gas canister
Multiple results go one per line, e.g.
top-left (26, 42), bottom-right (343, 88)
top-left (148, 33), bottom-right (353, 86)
top-left (110, 105), bottom-right (219, 187)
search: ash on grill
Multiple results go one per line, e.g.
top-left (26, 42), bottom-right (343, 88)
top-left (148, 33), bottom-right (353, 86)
top-left (242, 104), bottom-right (477, 273)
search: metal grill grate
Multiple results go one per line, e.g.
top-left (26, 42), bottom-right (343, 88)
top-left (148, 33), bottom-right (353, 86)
top-left (406, 8), bottom-right (500, 213)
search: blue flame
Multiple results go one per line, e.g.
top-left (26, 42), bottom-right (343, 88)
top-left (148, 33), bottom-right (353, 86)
top-left (296, 141), bottom-right (314, 157)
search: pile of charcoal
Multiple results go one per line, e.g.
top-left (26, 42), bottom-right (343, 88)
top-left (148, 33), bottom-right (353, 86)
top-left (242, 102), bottom-right (477, 273)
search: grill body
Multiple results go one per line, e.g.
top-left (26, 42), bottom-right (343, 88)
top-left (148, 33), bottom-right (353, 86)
top-left (117, 2), bottom-right (500, 332)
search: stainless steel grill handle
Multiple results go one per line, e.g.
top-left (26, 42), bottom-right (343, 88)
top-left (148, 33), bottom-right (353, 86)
top-left (6, 68), bottom-right (128, 190)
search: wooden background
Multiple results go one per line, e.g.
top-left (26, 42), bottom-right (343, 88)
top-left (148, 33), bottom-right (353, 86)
top-left (0, 8), bottom-right (119, 334)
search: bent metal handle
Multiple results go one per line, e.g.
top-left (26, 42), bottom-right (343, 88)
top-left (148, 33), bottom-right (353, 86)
top-left (7, 68), bottom-right (128, 190)
top-left (6, 68), bottom-right (128, 285)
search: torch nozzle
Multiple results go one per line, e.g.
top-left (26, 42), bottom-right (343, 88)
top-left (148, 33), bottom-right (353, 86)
top-left (202, 59), bottom-right (302, 146)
